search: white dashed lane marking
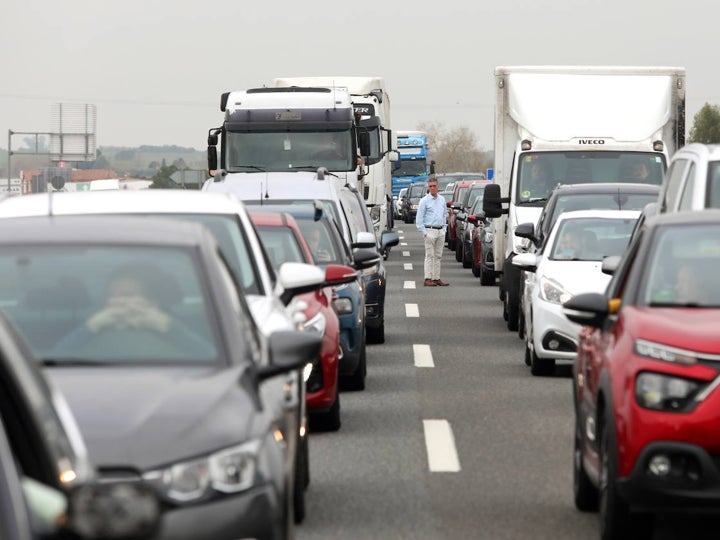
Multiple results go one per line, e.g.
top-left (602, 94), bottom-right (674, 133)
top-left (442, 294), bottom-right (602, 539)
top-left (403, 263), bottom-right (413, 270)
top-left (423, 420), bottom-right (461, 472)
top-left (413, 344), bottom-right (434, 367)
top-left (404, 281), bottom-right (416, 289)
top-left (403, 251), bottom-right (410, 257)
top-left (405, 304), bottom-right (419, 317)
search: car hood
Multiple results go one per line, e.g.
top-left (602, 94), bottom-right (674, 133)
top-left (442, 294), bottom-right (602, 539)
top-left (47, 365), bottom-right (260, 471)
top-left (625, 307), bottom-right (720, 354)
top-left (541, 260), bottom-right (610, 295)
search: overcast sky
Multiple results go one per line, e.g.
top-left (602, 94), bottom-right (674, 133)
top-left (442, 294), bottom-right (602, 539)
top-left (2, 0), bottom-right (718, 152)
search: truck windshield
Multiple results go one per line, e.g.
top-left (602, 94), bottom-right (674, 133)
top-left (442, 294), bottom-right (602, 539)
top-left (392, 159), bottom-right (427, 177)
top-left (225, 130), bottom-right (354, 173)
top-left (516, 151), bottom-right (666, 203)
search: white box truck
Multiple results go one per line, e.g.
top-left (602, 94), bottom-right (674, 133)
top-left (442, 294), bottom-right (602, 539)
top-left (483, 65), bottom-right (686, 331)
top-left (271, 77), bottom-right (398, 239)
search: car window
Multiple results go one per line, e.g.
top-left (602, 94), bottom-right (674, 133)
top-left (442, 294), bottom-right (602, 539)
top-left (642, 224), bottom-right (720, 307)
top-left (295, 219), bottom-right (344, 264)
top-left (551, 217), bottom-right (636, 262)
top-left (0, 246), bottom-right (220, 363)
top-left (662, 158), bottom-right (689, 211)
top-left (255, 226), bottom-right (306, 267)
top-left (678, 164), bottom-right (696, 211)
top-left (708, 161), bottom-right (720, 209)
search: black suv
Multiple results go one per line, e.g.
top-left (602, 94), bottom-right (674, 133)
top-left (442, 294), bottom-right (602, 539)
top-left (401, 182), bottom-right (428, 223)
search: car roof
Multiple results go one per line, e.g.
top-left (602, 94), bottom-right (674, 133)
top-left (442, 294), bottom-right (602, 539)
top-left (645, 207), bottom-right (720, 228)
top-left (0, 215), bottom-right (212, 247)
top-left (0, 190), bottom-right (248, 217)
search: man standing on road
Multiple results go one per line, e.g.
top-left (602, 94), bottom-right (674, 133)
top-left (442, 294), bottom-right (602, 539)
top-left (416, 176), bottom-right (449, 286)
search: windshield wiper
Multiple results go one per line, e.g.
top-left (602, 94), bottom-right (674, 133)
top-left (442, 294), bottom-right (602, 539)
top-left (231, 165), bottom-right (267, 172)
top-left (519, 197), bottom-right (548, 205)
top-left (41, 358), bottom-right (113, 366)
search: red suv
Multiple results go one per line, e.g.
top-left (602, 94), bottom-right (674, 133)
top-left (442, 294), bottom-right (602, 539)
top-left (250, 210), bottom-right (357, 431)
top-left (563, 210), bottom-right (720, 538)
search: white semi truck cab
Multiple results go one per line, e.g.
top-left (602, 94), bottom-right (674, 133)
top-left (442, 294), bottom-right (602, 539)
top-left (483, 65), bottom-right (686, 331)
top-left (207, 86), bottom-right (369, 196)
top-left (271, 77), bottom-right (398, 240)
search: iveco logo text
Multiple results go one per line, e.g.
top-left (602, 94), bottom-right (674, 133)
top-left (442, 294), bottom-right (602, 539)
top-left (578, 139), bottom-right (606, 145)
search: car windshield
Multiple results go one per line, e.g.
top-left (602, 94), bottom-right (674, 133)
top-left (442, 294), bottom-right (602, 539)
top-left (516, 151), bottom-right (665, 203)
top-left (551, 217), bottom-right (637, 261)
top-left (643, 224), bottom-right (720, 307)
top-left (547, 192), bottom-right (658, 233)
top-left (0, 246), bottom-right (219, 363)
top-left (255, 226), bottom-right (307, 267)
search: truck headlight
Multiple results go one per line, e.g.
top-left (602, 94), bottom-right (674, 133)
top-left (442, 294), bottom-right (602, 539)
top-left (635, 372), bottom-right (703, 412)
top-left (143, 440), bottom-right (261, 503)
top-left (369, 206), bottom-right (381, 222)
top-left (538, 276), bottom-right (572, 305)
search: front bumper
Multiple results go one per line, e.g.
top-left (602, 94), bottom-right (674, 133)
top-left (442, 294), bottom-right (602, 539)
top-left (363, 272), bottom-right (385, 328)
top-left (531, 298), bottom-right (579, 360)
top-left (155, 484), bottom-right (284, 540)
top-left (617, 441), bottom-right (720, 514)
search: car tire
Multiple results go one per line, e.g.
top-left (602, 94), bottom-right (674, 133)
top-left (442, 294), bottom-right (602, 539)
top-left (529, 347), bottom-right (554, 376)
top-left (343, 337), bottom-right (367, 391)
top-left (293, 435), bottom-right (308, 524)
top-left (574, 415), bottom-right (599, 511)
top-left (311, 389), bottom-right (341, 432)
top-left (455, 239), bottom-right (463, 262)
top-left (462, 244), bottom-right (472, 268)
top-left (517, 299), bottom-right (526, 340)
top-left (448, 238), bottom-right (456, 251)
top-left (471, 254), bottom-right (481, 277)
top-left (599, 421), bottom-right (653, 540)
top-left (366, 319), bottom-right (385, 344)
top-left (505, 291), bottom-right (519, 332)
top-left (480, 263), bottom-right (494, 286)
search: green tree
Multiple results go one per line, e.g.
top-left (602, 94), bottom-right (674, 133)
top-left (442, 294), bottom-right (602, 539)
top-left (149, 163), bottom-right (178, 189)
top-left (689, 103), bottom-right (720, 144)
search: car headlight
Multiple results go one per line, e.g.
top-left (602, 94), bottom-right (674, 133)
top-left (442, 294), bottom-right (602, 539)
top-left (410, 204), bottom-right (417, 210)
top-left (362, 264), bottom-right (379, 277)
top-left (143, 440), bottom-right (261, 503)
top-left (300, 312), bottom-right (326, 336)
top-left (485, 231), bottom-right (494, 242)
top-left (635, 372), bottom-right (703, 412)
top-left (538, 275), bottom-right (573, 305)
top-left (333, 297), bottom-right (353, 315)
top-left (634, 339), bottom-right (697, 366)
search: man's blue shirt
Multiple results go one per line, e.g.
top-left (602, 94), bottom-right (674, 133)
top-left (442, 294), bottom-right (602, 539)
top-left (416, 193), bottom-right (448, 234)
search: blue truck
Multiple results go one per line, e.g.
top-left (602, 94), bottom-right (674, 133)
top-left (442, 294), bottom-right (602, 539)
top-left (391, 130), bottom-right (428, 197)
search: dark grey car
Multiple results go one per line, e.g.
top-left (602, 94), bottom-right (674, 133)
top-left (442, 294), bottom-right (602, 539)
top-left (0, 216), bottom-right (320, 540)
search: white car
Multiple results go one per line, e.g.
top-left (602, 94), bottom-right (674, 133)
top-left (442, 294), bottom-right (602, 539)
top-left (0, 189), bottom-right (326, 523)
top-left (513, 209), bottom-right (640, 376)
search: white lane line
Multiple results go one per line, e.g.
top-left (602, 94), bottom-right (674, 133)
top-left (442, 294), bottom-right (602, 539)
top-left (403, 251), bottom-right (410, 257)
top-left (423, 419), bottom-right (461, 472)
top-left (401, 242), bottom-right (408, 246)
top-left (413, 344), bottom-right (434, 367)
top-left (399, 236), bottom-right (405, 240)
top-left (403, 263), bottom-right (413, 270)
top-left (405, 303), bottom-right (419, 317)
top-left (404, 281), bottom-right (416, 289)
top-left (397, 230), bottom-right (404, 234)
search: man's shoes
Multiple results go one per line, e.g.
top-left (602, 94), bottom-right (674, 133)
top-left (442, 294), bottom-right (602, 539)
top-left (423, 279), bottom-right (437, 287)
top-left (433, 279), bottom-right (449, 286)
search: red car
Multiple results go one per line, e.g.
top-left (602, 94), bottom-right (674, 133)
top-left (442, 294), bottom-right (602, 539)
top-left (563, 210), bottom-right (720, 538)
top-left (447, 179), bottom-right (490, 251)
top-left (250, 210), bottom-right (357, 431)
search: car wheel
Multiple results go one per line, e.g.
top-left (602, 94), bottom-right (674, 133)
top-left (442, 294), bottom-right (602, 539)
top-left (462, 244), bottom-right (472, 268)
top-left (505, 291), bottom-right (519, 332)
top-left (523, 339), bottom-right (532, 366)
top-left (529, 347), bottom-right (554, 376)
top-left (471, 254), bottom-right (481, 277)
top-left (574, 415), bottom-right (599, 511)
top-left (517, 299), bottom-right (526, 340)
top-left (366, 319), bottom-right (385, 344)
top-left (344, 337), bottom-right (366, 391)
top-left (311, 388), bottom-right (341, 432)
top-left (448, 238), bottom-right (456, 251)
top-left (599, 421), bottom-right (653, 540)
top-left (293, 435), bottom-right (308, 524)
top-left (454, 239), bottom-right (463, 262)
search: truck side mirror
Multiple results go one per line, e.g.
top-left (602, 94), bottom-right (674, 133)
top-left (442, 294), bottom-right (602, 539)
top-left (358, 131), bottom-right (370, 157)
top-left (482, 183), bottom-right (507, 218)
top-left (207, 146), bottom-right (218, 173)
